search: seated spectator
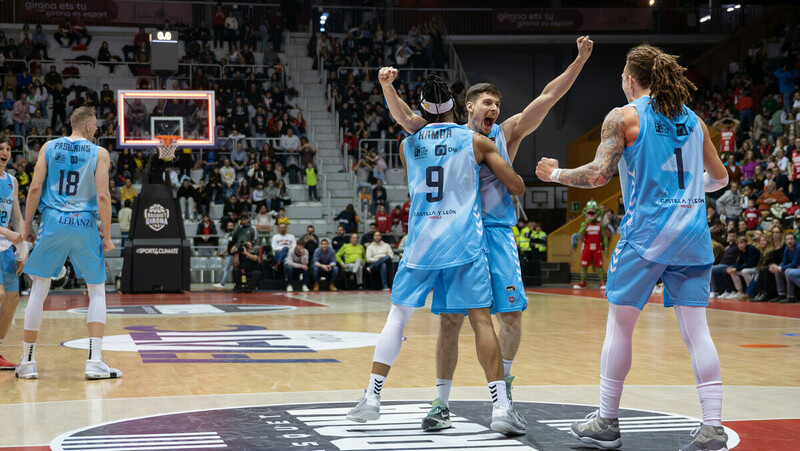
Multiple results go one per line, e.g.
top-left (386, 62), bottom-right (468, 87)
top-left (196, 179), bottom-right (212, 216)
top-left (710, 231), bottom-right (740, 297)
top-left (277, 179), bottom-right (291, 207)
top-left (726, 236), bottom-right (760, 300)
top-left (236, 179), bottom-right (253, 213)
top-left (54, 19), bottom-right (77, 48)
top-left (177, 178), bottom-right (198, 220)
top-left (389, 204), bottom-right (403, 235)
top-left (275, 207), bottom-right (290, 226)
top-left (331, 225), bottom-right (347, 251)
top-left (223, 195), bottom-right (244, 221)
top-left (359, 186), bottom-right (371, 215)
top-left (255, 205), bottom-right (276, 234)
top-left (336, 233), bottom-right (366, 289)
top-left (264, 179), bottom-right (280, 211)
top-left (372, 179), bottom-right (387, 215)
top-left (769, 232), bottom-right (800, 303)
top-left (194, 214), bottom-right (219, 256)
top-left (366, 232), bottom-right (393, 290)
top-left (251, 181), bottom-right (267, 213)
top-left (756, 181), bottom-right (789, 215)
top-left (220, 159), bottom-right (238, 198)
top-left (335, 204), bottom-right (359, 233)
top-left (72, 19), bottom-right (92, 47)
top-left (284, 239), bottom-right (310, 292)
top-left (312, 238), bottom-right (338, 291)
top-left (233, 241), bottom-right (261, 292)
top-left (98, 42), bottom-right (121, 74)
top-left (271, 223), bottom-right (296, 270)
top-left (375, 205), bottom-right (391, 235)
top-left (120, 178), bottom-right (138, 204)
top-left (301, 225), bottom-right (319, 258)
top-left (361, 223), bottom-right (378, 247)
top-left (118, 200), bottom-right (132, 248)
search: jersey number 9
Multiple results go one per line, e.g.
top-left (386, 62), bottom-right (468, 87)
top-left (426, 166), bottom-right (443, 202)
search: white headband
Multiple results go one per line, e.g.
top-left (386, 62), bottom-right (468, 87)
top-left (420, 94), bottom-right (453, 115)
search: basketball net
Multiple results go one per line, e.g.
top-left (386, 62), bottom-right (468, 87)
top-left (155, 135), bottom-right (182, 161)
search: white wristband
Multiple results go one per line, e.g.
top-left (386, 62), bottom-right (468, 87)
top-left (551, 168), bottom-right (562, 183)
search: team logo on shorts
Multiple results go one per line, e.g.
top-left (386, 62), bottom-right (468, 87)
top-left (144, 204), bottom-right (170, 232)
top-left (506, 285), bottom-right (515, 292)
top-left (507, 295), bottom-right (515, 303)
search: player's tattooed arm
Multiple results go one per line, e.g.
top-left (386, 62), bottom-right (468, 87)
top-left (537, 108), bottom-right (625, 188)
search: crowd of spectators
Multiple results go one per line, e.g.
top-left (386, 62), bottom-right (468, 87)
top-left (696, 20), bottom-right (800, 303)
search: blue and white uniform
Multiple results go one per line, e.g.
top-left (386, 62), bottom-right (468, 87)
top-left (25, 137), bottom-right (106, 284)
top-left (391, 123), bottom-right (493, 311)
top-left (433, 123), bottom-right (527, 314)
top-left (0, 172), bottom-right (18, 292)
top-left (606, 96), bottom-right (712, 309)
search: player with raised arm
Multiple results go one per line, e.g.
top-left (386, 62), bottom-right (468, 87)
top-left (16, 106), bottom-right (120, 380)
top-left (379, 36), bottom-right (593, 430)
top-left (346, 74), bottom-right (527, 435)
top-left (0, 135), bottom-right (28, 370)
top-left (536, 44), bottom-right (729, 451)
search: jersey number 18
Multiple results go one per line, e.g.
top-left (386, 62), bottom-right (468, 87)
top-left (58, 170), bottom-right (80, 196)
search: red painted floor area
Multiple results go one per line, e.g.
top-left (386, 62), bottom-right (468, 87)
top-left (0, 447), bottom-right (50, 451)
top-left (529, 287), bottom-right (800, 319)
top-left (726, 418), bottom-right (800, 450)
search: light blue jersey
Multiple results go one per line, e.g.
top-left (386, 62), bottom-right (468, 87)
top-left (401, 123), bottom-right (482, 270)
top-left (618, 96), bottom-right (712, 266)
top-left (39, 137), bottom-right (98, 213)
top-left (0, 172), bottom-right (15, 229)
top-left (479, 123), bottom-right (516, 227)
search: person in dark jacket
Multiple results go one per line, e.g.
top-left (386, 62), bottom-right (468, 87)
top-left (769, 232), bottom-right (800, 303)
top-left (725, 236), bottom-right (760, 300)
top-left (335, 204), bottom-right (358, 233)
top-left (710, 231), bottom-right (740, 297)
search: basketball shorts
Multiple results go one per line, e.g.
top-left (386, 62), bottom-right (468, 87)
top-left (0, 248), bottom-right (18, 292)
top-left (391, 252), bottom-right (492, 312)
top-left (432, 226), bottom-right (527, 314)
top-left (25, 209), bottom-right (106, 285)
top-left (605, 241), bottom-right (711, 310)
top-left (581, 244), bottom-right (603, 267)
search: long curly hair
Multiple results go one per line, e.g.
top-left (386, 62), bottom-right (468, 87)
top-left (625, 44), bottom-right (696, 120)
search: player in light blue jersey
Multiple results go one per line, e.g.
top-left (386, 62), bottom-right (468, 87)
top-left (377, 36), bottom-right (594, 431)
top-left (17, 106), bottom-right (121, 381)
top-left (347, 75), bottom-right (527, 435)
top-left (537, 45), bottom-right (729, 451)
top-left (0, 135), bottom-right (27, 371)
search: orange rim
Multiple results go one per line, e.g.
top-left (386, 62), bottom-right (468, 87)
top-left (154, 135), bottom-right (183, 147)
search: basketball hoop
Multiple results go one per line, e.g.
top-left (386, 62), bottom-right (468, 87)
top-left (155, 135), bottom-right (182, 160)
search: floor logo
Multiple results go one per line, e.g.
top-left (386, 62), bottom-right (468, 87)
top-left (50, 401), bottom-right (740, 450)
top-left (61, 325), bottom-right (379, 364)
top-left (67, 304), bottom-right (296, 315)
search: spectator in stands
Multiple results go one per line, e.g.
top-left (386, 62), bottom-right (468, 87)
top-left (220, 158), bottom-right (237, 198)
top-left (757, 181), bottom-right (789, 215)
top-left (122, 27), bottom-right (149, 61)
top-left (716, 182), bottom-right (742, 223)
top-left (118, 200), bottom-right (132, 248)
top-left (224, 10), bottom-right (239, 48)
top-left (298, 137), bottom-right (316, 166)
top-left (195, 214), bottom-right (219, 256)
top-left (177, 178), bottom-right (199, 220)
top-left (109, 179), bottom-right (121, 216)
top-left (251, 181), bottom-right (267, 214)
top-left (389, 204), bottom-right (403, 235)
top-left (361, 223), bottom-right (378, 246)
top-left (54, 19), bottom-right (77, 48)
top-left (724, 154), bottom-right (742, 185)
top-left (371, 179), bottom-right (387, 215)
top-left (331, 225), bottom-right (347, 251)
top-left (775, 63), bottom-right (799, 114)
top-left (726, 236), bottom-right (760, 300)
top-left (335, 204), bottom-right (358, 233)
top-left (201, 147), bottom-right (219, 181)
top-left (769, 232), bottom-right (800, 303)
top-left (375, 205), bottom-right (391, 235)
top-left (284, 239), bottom-right (311, 292)
top-left (120, 178), bottom-right (137, 205)
top-left (271, 223), bottom-right (296, 270)
top-left (277, 179), bottom-right (291, 207)
top-left (212, 6), bottom-right (226, 48)
top-left (49, 83), bottom-right (72, 130)
top-left (236, 178), bottom-right (253, 213)
top-left (255, 205), bottom-right (276, 234)
top-left (12, 94), bottom-right (29, 144)
top-left (98, 41), bottom-right (121, 74)
top-left (366, 231), bottom-right (393, 291)
top-left (401, 195), bottom-right (410, 233)
top-left (264, 179), bottom-right (279, 211)
top-left (312, 239), bottom-right (338, 291)
top-left (300, 225), bottom-right (318, 257)
top-left (358, 186), bottom-right (371, 215)
top-left (305, 161), bottom-right (318, 201)
top-left (214, 213), bottom-right (257, 288)
top-left (337, 233), bottom-right (366, 289)
top-left (233, 241), bottom-right (261, 292)
top-left (72, 19), bottom-right (92, 47)
top-left (275, 207), bottom-right (290, 226)
top-left (31, 24), bottom-right (49, 60)
top-left (710, 231), bottom-right (740, 298)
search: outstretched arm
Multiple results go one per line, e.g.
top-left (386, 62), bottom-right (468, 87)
top-left (378, 66), bottom-right (428, 134)
top-left (536, 108), bottom-right (626, 188)
top-left (503, 36), bottom-right (593, 161)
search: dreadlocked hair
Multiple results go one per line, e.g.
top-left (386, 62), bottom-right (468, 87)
top-left (420, 73), bottom-right (453, 123)
top-left (625, 44), bottom-right (696, 121)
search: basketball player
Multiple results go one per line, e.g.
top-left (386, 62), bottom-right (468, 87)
top-left (16, 106), bottom-right (120, 380)
top-left (346, 75), bottom-right (527, 435)
top-left (536, 44), bottom-right (729, 450)
top-left (0, 135), bottom-right (27, 370)
top-left (378, 36), bottom-right (593, 430)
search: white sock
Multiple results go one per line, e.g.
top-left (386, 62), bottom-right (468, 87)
top-left (367, 373), bottom-right (385, 398)
top-left (436, 378), bottom-right (452, 407)
top-left (88, 337), bottom-right (103, 361)
top-left (502, 358), bottom-right (514, 378)
top-left (599, 376), bottom-right (624, 419)
top-left (697, 381), bottom-right (723, 426)
top-left (22, 342), bottom-right (35, 363)
top-left (489, 380), bottom-right (509, 411)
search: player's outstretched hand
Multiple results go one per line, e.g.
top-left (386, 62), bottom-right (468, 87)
top-left (536, 157), bottom-right (560, 182)
top-left (378, 67), bottom-right (398, 87)
top-left (6, 231), bottom-right (23, 245)
top-left (102, 237), bottom-right (115, 253)
top-left (576, 35), bottom-right (594, 61)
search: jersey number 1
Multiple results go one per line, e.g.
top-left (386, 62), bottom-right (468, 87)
top-left (674, 148), bottom-right (685, 190)
top-left (58, 170), bottom-right (80, 196)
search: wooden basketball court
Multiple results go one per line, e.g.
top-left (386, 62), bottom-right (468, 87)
top-left (0, 286), bottom-right (798, 450)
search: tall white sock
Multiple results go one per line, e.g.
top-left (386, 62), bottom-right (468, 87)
top-left (22, 342), bottom-right (35, 363)
top-left (436, 378), bottom-right (452, 407)
top-left (599, 376), bottom-right (624, 419)
top-left (367, 373), bottom-right (385, 399)
top-left (488, 380), bottom-right (509, 411)
top-left (88, 337), bottom-right (103, 361)
top-left (502, 358), bottom-right (514, 378)
top-left (697, 381), bottom-right (723, 426)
